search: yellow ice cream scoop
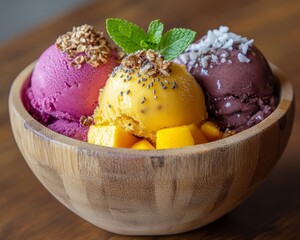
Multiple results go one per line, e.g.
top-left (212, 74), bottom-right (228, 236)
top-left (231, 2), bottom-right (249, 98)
top-left (93, 50), bottom-right (206, 143)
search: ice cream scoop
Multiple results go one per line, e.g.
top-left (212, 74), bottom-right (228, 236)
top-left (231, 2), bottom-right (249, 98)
top-left (175, 26), bottom-right (278, 132)
top-left (48, 119), bottom-right (88, 141)
top-left (28, 25), bottom-right (119, 122)
top-left (93, 50), bottom-right (206, 143)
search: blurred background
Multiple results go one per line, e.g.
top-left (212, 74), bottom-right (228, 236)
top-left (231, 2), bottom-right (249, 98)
top-left (0, 0), bottom-right (91, 43)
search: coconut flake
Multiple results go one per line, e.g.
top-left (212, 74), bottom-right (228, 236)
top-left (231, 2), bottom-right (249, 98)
top-left (222, 38), bottom-right (234, 49)
top-left (201, 57), bottom-right (208, 68)
top-left (221, 58), bottom-right (226, 63)
top-left (238, 53), bottom-right (251, 63)
top-left (241, 44), bottom-right (249, 55)
top-left (221, 52), bottom-right (228, 58)
top-left (219, 26), bottom-right (229, 33)
top-left (211, 54), bottom-right (218, 62)
top-left (181, 26), bottom-right (254, 68)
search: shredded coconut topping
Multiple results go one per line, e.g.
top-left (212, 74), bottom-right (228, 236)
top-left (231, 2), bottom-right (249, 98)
top-left (176, 26), bottom-right (254, 70)
top-left (120, 49), bottom-right (172, 77)
top-left (56, 24), bottom-right (111, 68)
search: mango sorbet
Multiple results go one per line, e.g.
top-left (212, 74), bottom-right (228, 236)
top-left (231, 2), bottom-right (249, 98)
top-left (93, 50), bottom-right (206, 143)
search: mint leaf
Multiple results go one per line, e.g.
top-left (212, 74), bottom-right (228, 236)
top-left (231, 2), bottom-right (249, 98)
top-left (140, 39), bottom-right (158, 50)
top-left (147, 19), bottom-right (164, 45)
top-left (106, 18), bottom-right (196, 60)
top-left (106, 18), bottom-right (147, 53)
top-left (159, 28), bottom-right (196, 60)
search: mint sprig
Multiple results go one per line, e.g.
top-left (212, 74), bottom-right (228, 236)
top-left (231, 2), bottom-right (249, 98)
top-left (106, 18), bottom-right (196, 61)
top-left (106, 18), bottom-right (147, 53)
top-left (159, 28), bottom-right (196, 61)
top-left (147, 19), bottom-right (164, 44)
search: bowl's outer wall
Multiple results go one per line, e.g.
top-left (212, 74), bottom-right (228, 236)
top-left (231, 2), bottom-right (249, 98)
top-left (9, 63), bottom-right (294, 235)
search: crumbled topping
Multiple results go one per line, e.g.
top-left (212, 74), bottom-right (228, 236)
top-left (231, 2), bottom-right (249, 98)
top-left (56, 24), bottom-right (111, 68)
top-left (115, 49), bottom-right (126, 61)
top-left (222, 129), bottom-right (236, 138)
top-left (80, 115), bottom-right (94, 127)
top-left (108, 50), bottom-right (176, 107)
top-left (120, 49), bottom-right (172, 77)
top-left (176, 26), bottom-right (254, 70)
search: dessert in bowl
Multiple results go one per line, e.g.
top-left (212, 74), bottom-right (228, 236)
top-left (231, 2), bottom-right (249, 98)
top-left (9, 20), bottom-right (294, 235)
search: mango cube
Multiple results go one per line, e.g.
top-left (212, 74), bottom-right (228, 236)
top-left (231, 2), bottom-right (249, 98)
top-left (200, 121), bottom-right (221, 142)
top-left (88, 125), bottom-right (138, 148)
top-left (131, 140), bottom-right (155, 150)
top-left (156, 125), bottom-right (195, 149)
top-left (188, 124), bottom-right (208, 144)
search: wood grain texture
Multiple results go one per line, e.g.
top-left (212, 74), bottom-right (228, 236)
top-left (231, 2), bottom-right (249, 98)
top-left (1, 0), bottom-right (300, 239)
top-left (8, 62), bottom-right (293, 235)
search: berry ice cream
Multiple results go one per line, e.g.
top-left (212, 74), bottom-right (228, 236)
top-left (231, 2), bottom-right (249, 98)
top-left (25, 25), bottom-right (119, 140)
top-left (175, 26), bottom-right (278, 132)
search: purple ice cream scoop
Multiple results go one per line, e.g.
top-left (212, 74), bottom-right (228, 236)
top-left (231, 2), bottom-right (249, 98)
top-left (175, 26), bottom-right (278, 132)
top-left (28, 44), bottom-right (118, 122)
top-left (48, 119), bottom-right (88, 141)
top-left (24, 24), bottom-right (120, 141)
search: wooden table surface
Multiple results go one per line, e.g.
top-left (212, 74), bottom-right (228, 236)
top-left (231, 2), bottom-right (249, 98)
top-left (1, 0), bottom-right (299, 239)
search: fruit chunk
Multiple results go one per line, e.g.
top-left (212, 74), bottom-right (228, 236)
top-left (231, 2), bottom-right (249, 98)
top-left (88, 125), bottom-right (138, 148)
top-left (200, 121), bottom-right (221, 141)
top-left (156, 125), bottom-right (195, 149)
top-left (188, 124), bottom-right (208, 144)
top-left (131, 140), bottom-right (155, 150)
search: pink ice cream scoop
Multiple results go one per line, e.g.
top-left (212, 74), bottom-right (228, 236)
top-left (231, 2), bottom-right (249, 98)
top-left (25, 24), bottom-right (120, 141)
top-left (47, 119), bottom-right (89, 141)
top-left (28, 44), bottom-right (118, 121)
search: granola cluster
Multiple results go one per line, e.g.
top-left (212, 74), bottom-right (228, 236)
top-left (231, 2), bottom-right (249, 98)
top-left (121, 49), bottom-right (172, 77)
top-left (80, 115), bottom-right (94, 127)
top-left (56, 24), bottom-right (111, 68)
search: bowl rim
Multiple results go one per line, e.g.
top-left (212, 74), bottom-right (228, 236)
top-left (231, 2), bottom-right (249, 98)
top-left (9, 61), bottom-right (294, 157)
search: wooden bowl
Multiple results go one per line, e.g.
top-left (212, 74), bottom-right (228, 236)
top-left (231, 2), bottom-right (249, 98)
top-left (9, 62), bottom-right (294, 236)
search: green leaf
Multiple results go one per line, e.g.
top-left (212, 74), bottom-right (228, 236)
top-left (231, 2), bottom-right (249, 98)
top-left (140, 39), bottom-right (158, 50)
top-left (106, 18), bottom-right (148, 53)
top-left (159, 28), bottom-right (196, 60)
top-left (106, 18), bottom-right (196, 60)
top-left (147, 19), bottom-right (164, 45)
